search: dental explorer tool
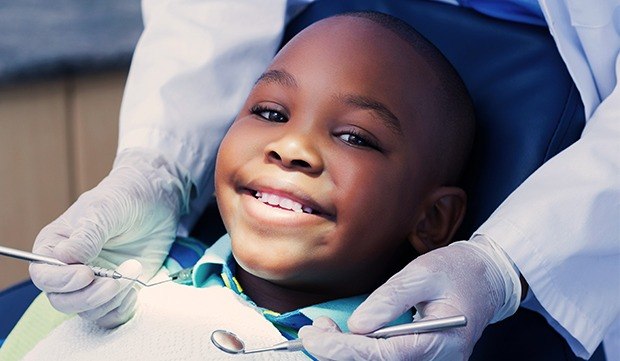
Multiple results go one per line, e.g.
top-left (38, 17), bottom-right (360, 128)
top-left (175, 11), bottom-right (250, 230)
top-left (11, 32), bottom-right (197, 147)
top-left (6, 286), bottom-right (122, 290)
top-left (0, 244), bottom-right (184, 287)
top-left (211, 315), bottom-right (467, 355)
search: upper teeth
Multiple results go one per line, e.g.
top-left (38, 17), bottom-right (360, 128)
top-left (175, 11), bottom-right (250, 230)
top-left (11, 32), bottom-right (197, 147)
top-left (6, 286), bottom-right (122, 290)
top-left (255, 191), bottom-right (314, 214)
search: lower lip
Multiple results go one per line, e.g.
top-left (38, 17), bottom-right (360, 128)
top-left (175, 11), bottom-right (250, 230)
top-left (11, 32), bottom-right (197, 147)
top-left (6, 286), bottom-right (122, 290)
top-left (240, 192), bottom-right (324, 227)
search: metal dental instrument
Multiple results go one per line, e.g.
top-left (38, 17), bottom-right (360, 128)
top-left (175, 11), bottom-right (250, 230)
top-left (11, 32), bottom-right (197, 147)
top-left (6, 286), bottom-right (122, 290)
top-left (211, 315), bottom-right (467, 355)
top-left (0, 245), bottom-right (192, 287)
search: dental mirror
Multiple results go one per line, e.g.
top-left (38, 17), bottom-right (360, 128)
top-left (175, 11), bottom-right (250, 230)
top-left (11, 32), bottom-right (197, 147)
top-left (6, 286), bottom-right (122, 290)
top-left (211, 330), bottom-right (304, 355)
top-left (211, 330), bottom-right (245, 354)
top-left (211, 315), bottom-right (466, 355)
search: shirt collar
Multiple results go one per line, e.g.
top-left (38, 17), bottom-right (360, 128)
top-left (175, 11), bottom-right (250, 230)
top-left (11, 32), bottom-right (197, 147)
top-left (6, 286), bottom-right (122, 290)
top-left (191, 234), bottom-right (234, 288)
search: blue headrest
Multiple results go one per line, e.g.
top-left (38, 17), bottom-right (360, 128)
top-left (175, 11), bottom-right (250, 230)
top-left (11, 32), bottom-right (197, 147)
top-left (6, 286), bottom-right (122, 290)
top-left (282, 0), bottom-right (585, 239)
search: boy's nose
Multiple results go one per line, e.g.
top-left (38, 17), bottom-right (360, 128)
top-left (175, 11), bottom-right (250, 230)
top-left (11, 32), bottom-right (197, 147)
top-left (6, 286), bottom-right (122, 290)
top-left (265, 133), bottom-right (324, 173)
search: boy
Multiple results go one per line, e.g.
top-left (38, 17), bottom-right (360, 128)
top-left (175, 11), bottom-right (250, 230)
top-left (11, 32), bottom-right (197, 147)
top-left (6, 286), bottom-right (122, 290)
top-left (14, 11), bottom-right (474, 360)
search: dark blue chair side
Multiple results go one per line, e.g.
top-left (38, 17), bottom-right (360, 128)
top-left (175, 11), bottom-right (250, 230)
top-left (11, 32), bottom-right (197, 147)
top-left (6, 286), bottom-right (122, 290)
top-left (0, 280), bottom-right (40, 346)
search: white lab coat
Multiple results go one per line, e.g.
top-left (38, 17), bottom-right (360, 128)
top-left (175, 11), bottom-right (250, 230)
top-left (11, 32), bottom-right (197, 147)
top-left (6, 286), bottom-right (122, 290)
top-left (477, 1), bottom-right (620, 359)
top-left (118, 0), bottom-right (619, 359)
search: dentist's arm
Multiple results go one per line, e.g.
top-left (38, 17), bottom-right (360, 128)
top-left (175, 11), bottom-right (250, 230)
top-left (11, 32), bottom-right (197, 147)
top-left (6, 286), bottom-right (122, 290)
top-left (119, 0), bottom-right (292, 233)
top-left (29, 0), bottom-right (292, 328)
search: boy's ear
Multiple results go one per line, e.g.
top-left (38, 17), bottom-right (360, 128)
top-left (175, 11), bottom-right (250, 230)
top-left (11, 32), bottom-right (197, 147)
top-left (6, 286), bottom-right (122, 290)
top-left (408, 187), bottom-right (467, 254)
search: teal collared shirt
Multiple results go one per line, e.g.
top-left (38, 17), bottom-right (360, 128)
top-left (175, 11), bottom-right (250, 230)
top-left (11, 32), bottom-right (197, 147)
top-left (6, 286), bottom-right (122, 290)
top-left (188, 234), bottom-right (413, 339)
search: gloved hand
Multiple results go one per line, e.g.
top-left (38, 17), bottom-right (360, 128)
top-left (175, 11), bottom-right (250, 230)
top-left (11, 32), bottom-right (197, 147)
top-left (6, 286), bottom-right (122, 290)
top-left (29, 149), bottom-right (192, 328)
top-left (299, 235), bottom-right (522, 361)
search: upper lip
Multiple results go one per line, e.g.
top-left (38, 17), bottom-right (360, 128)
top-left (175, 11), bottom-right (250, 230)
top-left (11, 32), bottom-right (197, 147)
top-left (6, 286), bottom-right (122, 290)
top-left (243, 178), bottom-right (334, 218)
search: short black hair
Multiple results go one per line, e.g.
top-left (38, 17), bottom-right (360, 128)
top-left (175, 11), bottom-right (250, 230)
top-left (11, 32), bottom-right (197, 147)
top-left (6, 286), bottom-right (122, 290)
top-left (336, 11), bottom-right (475, 185)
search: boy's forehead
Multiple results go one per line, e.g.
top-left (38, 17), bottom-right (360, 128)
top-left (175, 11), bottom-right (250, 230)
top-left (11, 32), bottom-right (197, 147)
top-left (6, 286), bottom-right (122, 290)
top-left (270, 15), bottom-right (435, 88)
top-left (266, 15), bottom-right (439, 129)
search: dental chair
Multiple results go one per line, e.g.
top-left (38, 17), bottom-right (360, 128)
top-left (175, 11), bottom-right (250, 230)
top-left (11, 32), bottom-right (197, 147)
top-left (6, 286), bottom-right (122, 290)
top-left (0, 0), bottom-right (606, 359)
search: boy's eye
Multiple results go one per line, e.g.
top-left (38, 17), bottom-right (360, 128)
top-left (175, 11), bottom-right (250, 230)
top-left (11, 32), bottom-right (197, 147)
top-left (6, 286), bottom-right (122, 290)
top-left (250, 105), bottom-right (288, 123)
top-left (338, 132), bottom-right (381, 151)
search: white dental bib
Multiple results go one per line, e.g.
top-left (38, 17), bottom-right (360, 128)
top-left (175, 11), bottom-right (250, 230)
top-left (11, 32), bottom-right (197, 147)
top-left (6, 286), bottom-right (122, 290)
top-left (24, 282), bottom-right (308, 360)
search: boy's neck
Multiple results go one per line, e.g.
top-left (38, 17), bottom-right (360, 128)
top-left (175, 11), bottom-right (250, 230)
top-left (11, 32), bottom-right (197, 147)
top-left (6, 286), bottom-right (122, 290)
top-left (233, 243), bottom-right (416, 314)
top-left (235, 265), bottom-right (337, 314)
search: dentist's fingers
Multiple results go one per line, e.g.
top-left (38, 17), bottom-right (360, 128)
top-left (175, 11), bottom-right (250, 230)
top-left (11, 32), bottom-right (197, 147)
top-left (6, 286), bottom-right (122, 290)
top-left (78, 283), bottom-right (136, 321)
top-left (53, 225), bottom-right (106, 265)
top-left (47, 277), bottom-right (121, 314)
top-left (312, 316), bottom-right (342, 332)
top-left (301, 325), bottom-right (403, 361)
top-left (302, 323), bottom-right (462, 361)
top-left (94, 288), bottom-right (139, 329)
top-left (47, 259), bottom-right (142, 314)
top-left (347, 262), bottom-right (447, 334)
top-left (300, 317), bottom-right (414, 361)
top-left (79, 260), bottom-right (142, 327)
top-left (56, 191), bottom-right (138, 264)
top-left (32, 200), bottom-right (109, 265)
top-left (29, 263), bottom-right (94, 293)
top-left (30, 217), bottom-right (103, 293)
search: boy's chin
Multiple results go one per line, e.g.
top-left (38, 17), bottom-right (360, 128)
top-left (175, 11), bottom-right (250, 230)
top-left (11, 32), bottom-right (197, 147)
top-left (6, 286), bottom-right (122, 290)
top-left (232, 240), bottom-right (315, 278)
top-left (236, 257), bottom-right (304, 282)
top-left (235, 256), bottom-right (334, 292)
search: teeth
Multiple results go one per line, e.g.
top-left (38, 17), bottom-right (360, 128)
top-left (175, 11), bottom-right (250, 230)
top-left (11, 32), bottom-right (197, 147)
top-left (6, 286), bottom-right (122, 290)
top-left (281, 198), bottom-right (293, 209)
top-left (253, 191), bottom-right (314, 214)
top-left (267, 194), bottom-right (279, 206)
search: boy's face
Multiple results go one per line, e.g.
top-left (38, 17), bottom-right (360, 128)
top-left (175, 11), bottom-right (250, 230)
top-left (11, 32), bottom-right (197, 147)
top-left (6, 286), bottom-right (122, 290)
top-left (215, 17), bottom-right (442, 293)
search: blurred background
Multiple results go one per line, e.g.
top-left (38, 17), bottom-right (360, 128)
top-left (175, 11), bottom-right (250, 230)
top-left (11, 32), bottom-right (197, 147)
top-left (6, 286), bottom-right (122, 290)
top-left (0, 0), bottom-right (143, 290)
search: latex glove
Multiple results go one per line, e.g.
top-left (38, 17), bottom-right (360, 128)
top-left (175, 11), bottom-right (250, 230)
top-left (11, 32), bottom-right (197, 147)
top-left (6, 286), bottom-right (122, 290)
top-left (300, 236), bottom-right (521, 361)
top-left (29, 149), bottom-right (191, 328)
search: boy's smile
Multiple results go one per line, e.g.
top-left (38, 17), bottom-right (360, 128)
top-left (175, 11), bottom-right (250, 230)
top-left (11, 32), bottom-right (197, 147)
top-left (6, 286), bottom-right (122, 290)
top-left (213, 15), bottom-right (468, 309)
top-left (239, 178), bottom-right (335, 225)
top-left (253, 190), bottom-right (315, 215)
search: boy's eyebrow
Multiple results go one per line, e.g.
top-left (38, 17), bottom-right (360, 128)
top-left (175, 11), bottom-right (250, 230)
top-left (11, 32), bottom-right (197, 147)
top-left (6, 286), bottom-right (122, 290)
top-left (337, 94), bottom-right (403, 135)
top-left (255, 69), bottom-right (402, 135)
top-left (255, 69), bottom-right (298, 88)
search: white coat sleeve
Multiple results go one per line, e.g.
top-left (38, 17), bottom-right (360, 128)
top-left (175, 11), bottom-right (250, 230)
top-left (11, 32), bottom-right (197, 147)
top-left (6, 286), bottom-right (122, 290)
top-left (476, 1), bottom-right (620, 358)
top-left (117, 0), bottom-right (296, 234)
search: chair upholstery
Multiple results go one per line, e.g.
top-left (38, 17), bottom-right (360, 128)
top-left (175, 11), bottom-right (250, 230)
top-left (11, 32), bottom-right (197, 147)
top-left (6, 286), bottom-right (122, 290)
top-left (0, 280), bottom-right (40, 346)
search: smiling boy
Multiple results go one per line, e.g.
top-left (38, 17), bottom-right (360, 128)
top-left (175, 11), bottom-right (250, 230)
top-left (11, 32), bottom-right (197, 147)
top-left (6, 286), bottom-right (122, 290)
top-left (214, 11), bottom-right (474, 315)
top-left (16, 11), bottom-right (475, 361)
